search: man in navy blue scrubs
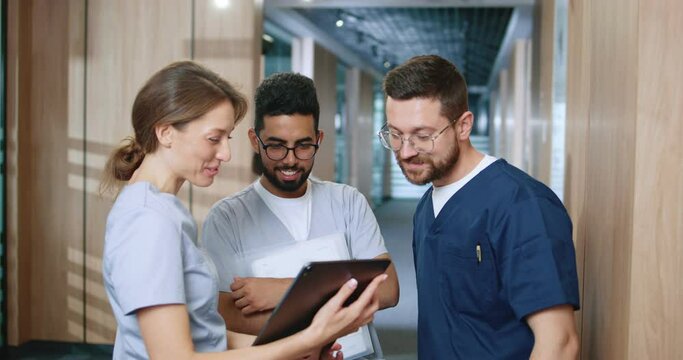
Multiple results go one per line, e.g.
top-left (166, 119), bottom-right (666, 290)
top-left (381, 55), bottom-right (580, 359)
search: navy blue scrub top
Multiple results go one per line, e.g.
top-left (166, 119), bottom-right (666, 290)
top-left (413, 159), bottom-right (580, 359)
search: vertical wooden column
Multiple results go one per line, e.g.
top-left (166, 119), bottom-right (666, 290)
top-left (191, 0), bottom-right (262, 225)
top-left (272, 36), bottom-right (336, 181)
top-left (312, 44), bottom-right (338, 182)
top-left (6, 0), bottom-right (32, 345)
top-left (494, 70), bottom-right (508, 159)
top-left (83, 0), bottom-right (193, 343)
top-left (528, 0), bottom-right (555, 184)
top-left (359, 72), bottom-right (375, 202)
top-left (6, 0), bottom-right (87, 343)
top-left (510, 39), bottom-right (531, 170)
top-left (489, 46), bottom-right (527, 166)
top-left (345, 69), bottom-right (360, 193)
top-left (345, 68), bottom-right (375, 202)
top-left (487, 90), bottom-right (498, 155)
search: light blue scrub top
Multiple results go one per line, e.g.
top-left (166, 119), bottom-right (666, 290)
top-left (103, 182), bottom-right (227, 359)
top-left (202, 178), bottom-right (388, 291)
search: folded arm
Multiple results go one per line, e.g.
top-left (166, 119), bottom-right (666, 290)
top-left (219, 292), bottom-right (274, 335)
top-left (219, 253), bottom-right (397, 334)
top-left (373, 253), bottom-right (400, 309)
top-left (230, 277), bottom-right (293, 315)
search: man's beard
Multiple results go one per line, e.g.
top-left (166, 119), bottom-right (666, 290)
top-left (397, 143), bottom-right (459, 185)
top-left (261, 164), bottom-right (313, 193)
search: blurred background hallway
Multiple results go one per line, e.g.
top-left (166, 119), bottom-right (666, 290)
top-left (373, 199), bottom-right (419, 360)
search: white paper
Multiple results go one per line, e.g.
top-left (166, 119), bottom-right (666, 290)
top-left (249, 233), bottom-right (351, 277)
top-left (335, 326), bottom-right (374, 359)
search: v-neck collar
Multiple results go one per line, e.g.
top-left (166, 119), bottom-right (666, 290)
top-left (253, 180), bottom-right (314, 242)
top-left (428, 158), bottom-right (504, 225)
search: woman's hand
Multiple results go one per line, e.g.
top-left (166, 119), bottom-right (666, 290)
top-left (320, 342), bottom-right (343, 360)
top-left (304, 274), bottom-right (388, 347)
top-left (299, 342), bottom-right (343, 360)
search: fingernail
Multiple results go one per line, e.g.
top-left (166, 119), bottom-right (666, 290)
top-left (346, 278), bottom-right (358, 289)
top-left (381, 274), bottom-right (388, 281)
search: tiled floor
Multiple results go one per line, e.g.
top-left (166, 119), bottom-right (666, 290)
top-left (3, 199), bottom-right (420, 360)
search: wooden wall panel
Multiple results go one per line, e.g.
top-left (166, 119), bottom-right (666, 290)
top-left (31, 0), bottom-right (86, 341)
top-left (312, 44), bottom-right (338, 182)
top-left (495, 70), bottom-right (509, 159)
top-left (565, 0), bottom-right (591, 351)
top-left (582, 0), bottom-right (639, 358)
top-left (6, 0), bottom-right (87, 342)
top-left (191, 0), bottom-right (262, 226)
top-left (568, 0), bottom-right (683, 358)
top-left (576, 0), bottom-right (639, 358)
top-left (566, 0), bottom-right (643, 358)
top-left (6, 0), bottom-right (32, 345)
top-left (84, 0), bottom-right (193, 343)
top-left (504, 67), bottom-right (515, 160)
top-left (7, 0), bottom-right (264, 345)
top-left (345, 69), bottom-right (375, 202)
top-left (628, 0), bottom-right (683, 357)
top-left (487, 89), bottom-right (499, 156)
top-left (528, 0), bottom-right (554, 184)
top-left (358, 72), bottom-right (376, 202)
top-left (510, 39), bottom-right (531, 170)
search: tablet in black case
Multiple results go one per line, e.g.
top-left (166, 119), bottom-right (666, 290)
top-left (252, 259), bottom-right (391, 346)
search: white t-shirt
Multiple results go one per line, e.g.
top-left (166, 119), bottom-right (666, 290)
top-left (253, 179), bottom-right (312, 242)
top-left (432, 155), bottom-right (498, 217)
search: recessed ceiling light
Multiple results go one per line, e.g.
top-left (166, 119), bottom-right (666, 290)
top-left (336, 19), bottom-right (344, 28)
top-left (214, 0), bottom-right (229, 9)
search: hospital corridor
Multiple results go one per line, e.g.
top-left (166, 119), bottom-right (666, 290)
top-left (2, 0), bottom-right (682, 359)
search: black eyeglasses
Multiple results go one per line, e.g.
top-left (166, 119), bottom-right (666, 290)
top-left (255, 134), bottom-right (320, 161)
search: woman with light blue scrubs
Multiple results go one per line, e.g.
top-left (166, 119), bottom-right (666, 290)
top-left (100, 61), bottom-right (387, 360)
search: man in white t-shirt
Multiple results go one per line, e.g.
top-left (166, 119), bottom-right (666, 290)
top-left (202, 73), bottom-right (399, 341)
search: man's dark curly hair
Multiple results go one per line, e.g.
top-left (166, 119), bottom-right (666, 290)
top-left (254, 72), bottom-right (320, 133)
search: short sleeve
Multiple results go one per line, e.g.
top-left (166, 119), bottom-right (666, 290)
top-left (107, 209), bottom-right (185, 315)
top-left (201, 206), bottom-right (238, 292)
top-left (494, 196), bottom-right (580, 320)
top-left (346, 188), bottom-right (388, 259)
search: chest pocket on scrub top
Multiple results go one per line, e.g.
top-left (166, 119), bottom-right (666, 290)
top-left (438, 232), bottom-right (498, 316)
